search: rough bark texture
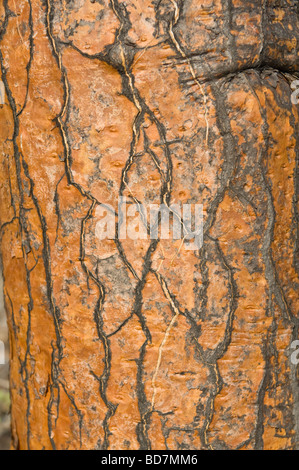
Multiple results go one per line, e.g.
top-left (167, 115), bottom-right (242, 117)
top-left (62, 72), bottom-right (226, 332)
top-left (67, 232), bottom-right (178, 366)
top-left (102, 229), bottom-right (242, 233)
top-left (0, 0), bottom-right (298, 450)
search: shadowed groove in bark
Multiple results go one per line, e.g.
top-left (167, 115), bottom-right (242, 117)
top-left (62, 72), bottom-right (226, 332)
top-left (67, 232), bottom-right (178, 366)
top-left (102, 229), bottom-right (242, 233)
top-left (0, 4), bottom-right (40, 444)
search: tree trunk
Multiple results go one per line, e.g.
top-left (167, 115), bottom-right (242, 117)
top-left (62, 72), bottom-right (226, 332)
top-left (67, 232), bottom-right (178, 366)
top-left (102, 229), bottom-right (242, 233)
top-left (0, 0), bottom-right (298, 450)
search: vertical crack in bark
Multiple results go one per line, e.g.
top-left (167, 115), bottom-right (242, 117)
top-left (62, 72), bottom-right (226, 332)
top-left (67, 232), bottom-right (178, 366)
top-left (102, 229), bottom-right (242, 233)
top-left (0, 5), bottom-right (42, 448)
top-left (243, 71), bottom-right (298, 448)
top-left (167, 0), bottom-right (209, 145)
top-left (45, 0), bottom-right (118, 448)
top-left (81, 200), bottom-right (117, 450)
top-left (245, 72), bottom-right (297, 326)
top-left (150, 270), bottom-right (182, 411)
top-left (221, 0), bottom-right (237, 69)
top-left (107, 0), bottom-right (179, 448)
top-left (1, 0), bottom-right (298, 450)
top-left (258, 0), bottom-right (268, 65)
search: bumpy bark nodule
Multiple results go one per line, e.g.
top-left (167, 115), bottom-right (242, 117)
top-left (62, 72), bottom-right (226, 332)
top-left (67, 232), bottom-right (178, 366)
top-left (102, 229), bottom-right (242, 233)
top-left (0, 0), bottom-right (298, 450)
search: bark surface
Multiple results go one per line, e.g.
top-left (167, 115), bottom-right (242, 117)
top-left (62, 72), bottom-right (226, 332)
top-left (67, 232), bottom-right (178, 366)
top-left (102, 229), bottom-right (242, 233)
top-left (0, 0), bottom-right (298, 450)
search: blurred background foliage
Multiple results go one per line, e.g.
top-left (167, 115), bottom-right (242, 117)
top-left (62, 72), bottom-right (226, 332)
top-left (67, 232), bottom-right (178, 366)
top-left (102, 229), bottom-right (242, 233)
top-left (0, 271), bottom-right (10, 450)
